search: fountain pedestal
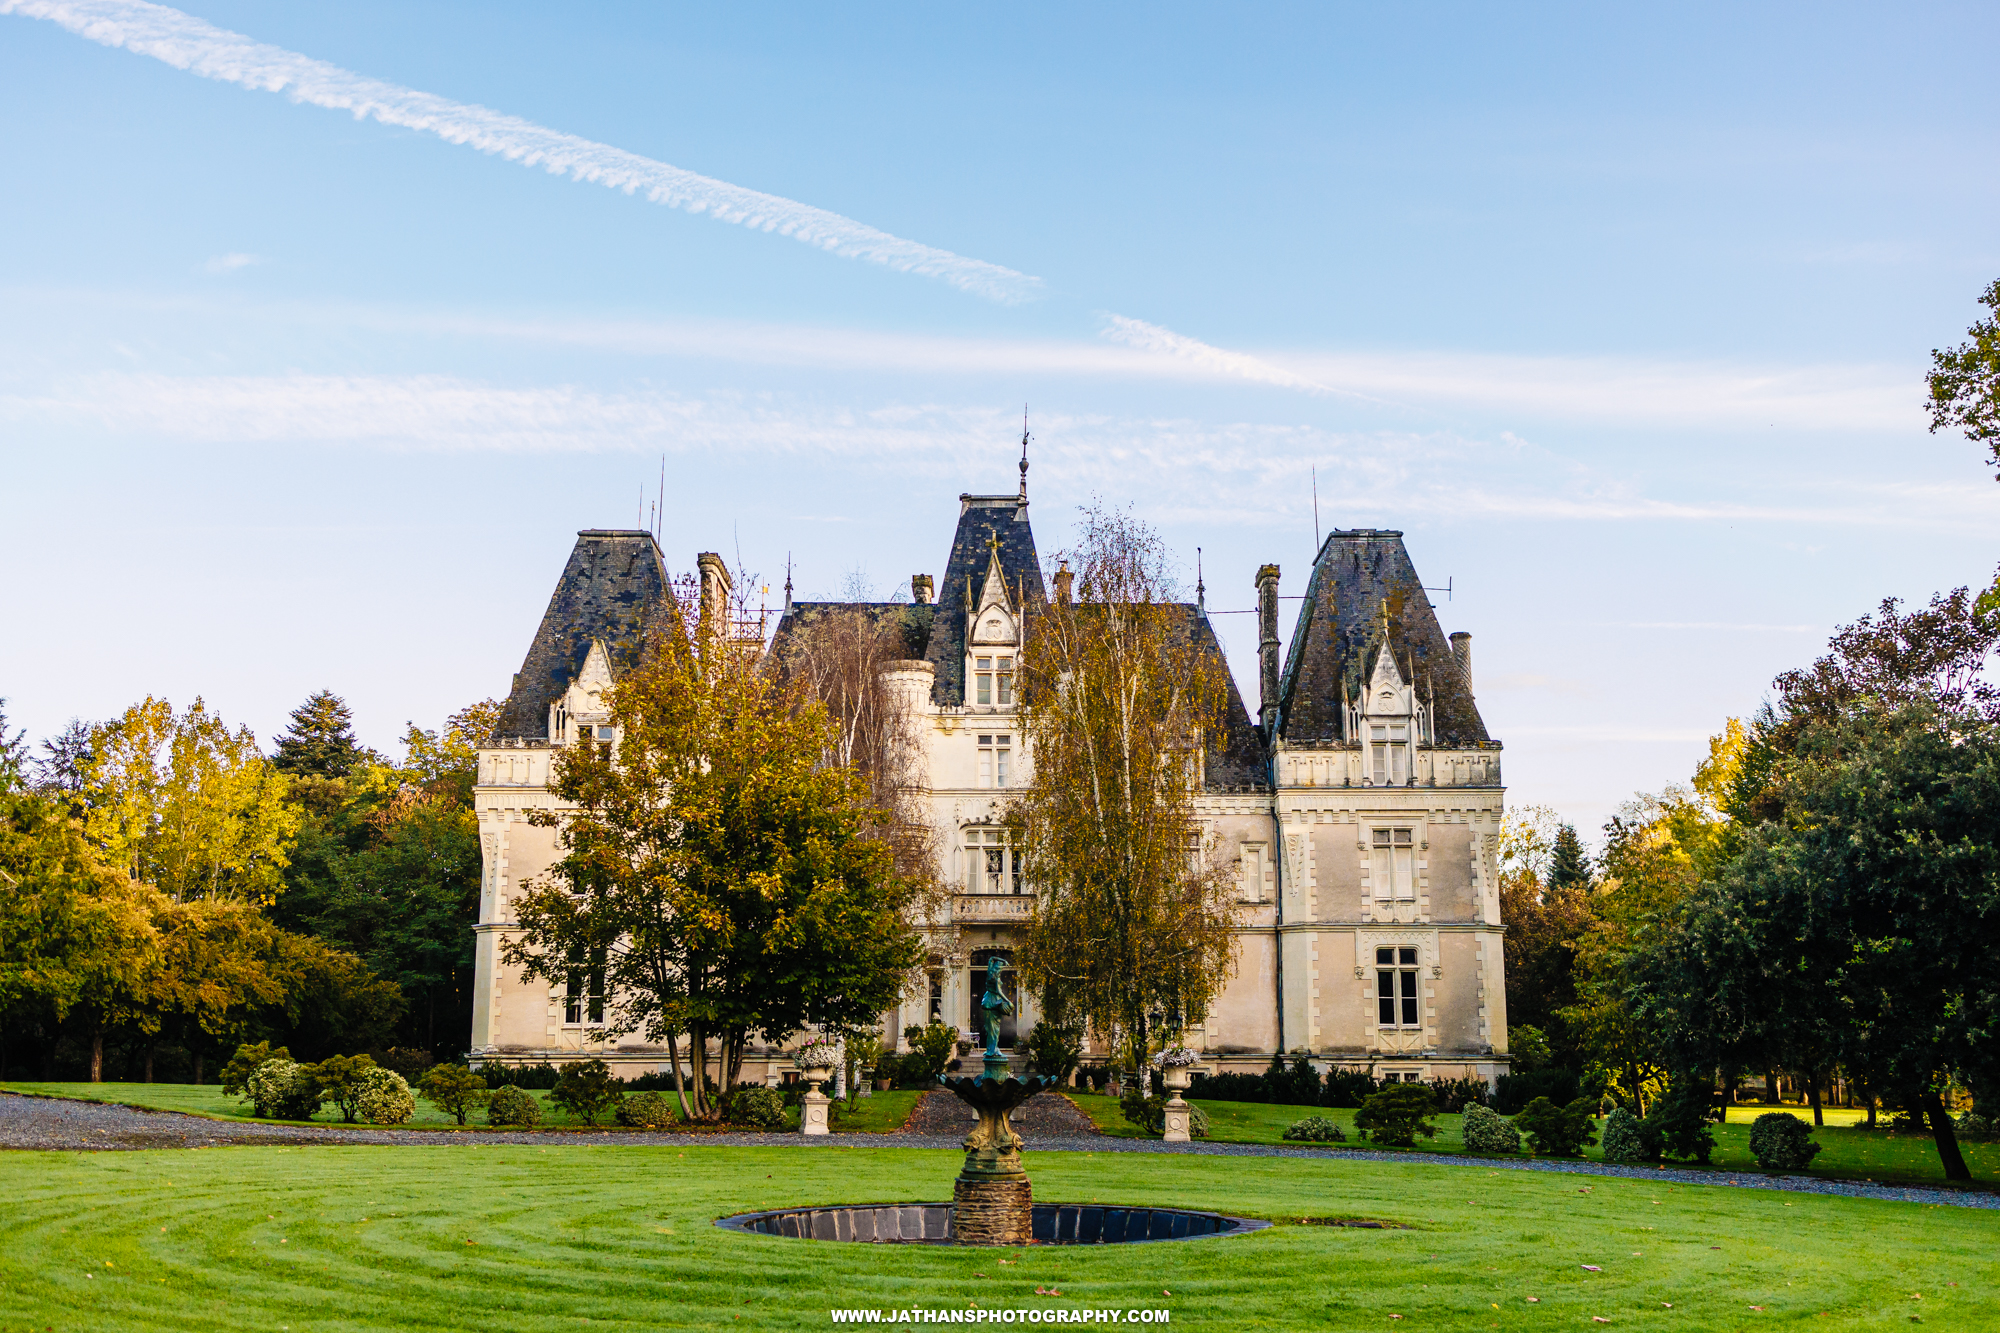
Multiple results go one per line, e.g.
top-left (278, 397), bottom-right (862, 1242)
top-left (940, 1054), bottom-right (1056, 1245)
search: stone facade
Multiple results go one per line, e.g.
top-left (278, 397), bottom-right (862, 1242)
top-left (469, 476), bottom-right (1510, 1086)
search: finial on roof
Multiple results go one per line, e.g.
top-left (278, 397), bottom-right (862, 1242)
top-left (1019, 406), bottom-right (1031, 500)
top-left (1196, 546), bottom-right (1206, 615)
top-left (783, 553), bottom-right (793, 612)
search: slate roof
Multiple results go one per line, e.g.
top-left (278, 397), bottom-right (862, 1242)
top-left (1181, 607), bottom-right (1270, 789)
top-left (493, 530), bottom-right (671, 741)
top-left (923, 495), bottom-right (1046, 707)
top-left (1274, 529), bottom-right (1489, 747)
top-left (767, 601), bottom-right (936, 664)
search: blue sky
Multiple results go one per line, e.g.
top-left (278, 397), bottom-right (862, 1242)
top-left (3, 0), bottom-right (1997, 837)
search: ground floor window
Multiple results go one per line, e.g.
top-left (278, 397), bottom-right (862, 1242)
top-left (1376, 946), bottom-right (1420, 1028)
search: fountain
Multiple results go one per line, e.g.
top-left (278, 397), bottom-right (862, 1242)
top-left (714, 962), bottom-right (1270, 1247)
top-left (935, 955), bottom-right (1057, 1244)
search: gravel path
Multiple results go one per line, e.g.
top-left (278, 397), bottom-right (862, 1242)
top-left (5, 1090), bottom-right (1993, 1212)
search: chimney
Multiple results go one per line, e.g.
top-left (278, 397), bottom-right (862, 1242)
top-left (697, 552), bottom-right (732, 637)
top-left (911, 574), bottom-right (934, 605)
top-left (1256, 564), bottom-right (1281, 732)
top-left (1450, 632), bottom-right (1472, 695)
top-left (1053, 560), bottom-right (1073, 605)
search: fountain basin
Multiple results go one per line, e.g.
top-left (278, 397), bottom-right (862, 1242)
top-left (717, 1202), bottom-right (1270, 1245)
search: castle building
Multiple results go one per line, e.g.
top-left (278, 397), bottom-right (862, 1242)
top-left (470, 467), bottom-right (1510, 1085)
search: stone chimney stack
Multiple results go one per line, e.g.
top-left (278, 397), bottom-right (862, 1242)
top-left (1450, 631), bottom-right (1473, 696)
top-left (1053, 560), bottom-right (1073, 605)
top-left (911, 574), bottom-right (934, 605)
top-left (697, 552), bottom-right (732, 637)
top-left (1256, 564), bottom-right (1282, 732)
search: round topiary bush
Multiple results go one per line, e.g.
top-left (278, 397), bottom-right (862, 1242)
top-left (1600, 1106), bottom-right (1656, 1163)
top-left (355, 1067), bottom-right (414, 1125)
top-left (1281, 1115), bottom-right (1346, 1143)
top-left (1748, 1112), bottom-right (1822, 1171)
top-left (1460, 1103), bottom-right (1521, 1154)
top-left (617, 1091), bottom-right (676, 1128)
top-left (487, 1084), bottom-right (541, 1127)
top-left (246, 1057), bottom-right (323, 1121)
top-left (727, 1085), bottom-right (788, 1131)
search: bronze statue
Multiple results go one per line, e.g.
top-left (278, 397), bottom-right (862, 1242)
top-left (978, 955), bottom-right (1013, 1059)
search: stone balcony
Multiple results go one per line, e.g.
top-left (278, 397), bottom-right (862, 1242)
top-left (953, 894), bottom-right (1034, 923)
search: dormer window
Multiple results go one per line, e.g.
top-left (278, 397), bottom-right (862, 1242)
top-left (978, 734), bottom-right (1012, 788)
top-left (1370, 723), bottom-right (1410, 785)
top-left (974, 656), bottom-right (1014, 707)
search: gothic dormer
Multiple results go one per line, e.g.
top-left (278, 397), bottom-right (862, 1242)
top-left (549, 638), bottom-right (618, 746)
top-left (968, 536), bottom-right (1019, 650)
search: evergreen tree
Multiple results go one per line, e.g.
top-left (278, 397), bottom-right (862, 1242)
top-left (273, 691), bottom-right (369, 778)
top-left (0, 699), bottom-right (26, 793)
top-left (1548, 823), bottom-right (1591, 891)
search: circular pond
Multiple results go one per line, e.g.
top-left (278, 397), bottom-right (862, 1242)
top-left (717, 1202), bottom-right (1270, 1245)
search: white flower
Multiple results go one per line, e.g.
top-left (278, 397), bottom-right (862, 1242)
top-left (1152, 1046), bottom-right (1201, 1069)
top-left (794, 1040), bottom-right (840, 1070)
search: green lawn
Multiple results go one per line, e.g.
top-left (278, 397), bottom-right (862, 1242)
top-left (0, 1081), bottom-right (817, 1132)
top-left (829, 1089), bottom-right (921, 1134)
top-left (1064, 1093), bottom-right (2000, 1190)
top-left (0, 1142), bottom-right (1994, 1330)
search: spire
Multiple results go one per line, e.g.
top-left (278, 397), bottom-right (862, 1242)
top-left (783, 553), bottom-right (794, 613)
top-left (1018, 406), bottom-right (1031, 501)
top-left (1196, 546), bottom-right (1206, 617)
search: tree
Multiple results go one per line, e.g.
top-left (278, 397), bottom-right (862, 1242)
top-left (549, 1058), bottom-right (624, 1126)
top-left (82, 697), bottom-right (300, 904)
top-left (0, 700), bottom-right (26, 793)
top-left (0, 789), bottom-right (162, 1081)
top-left (273, 691), bottom-right (371, 778)
top-left (504, 587), bottom-right (922, 1120)
top-left (1496, 805), bottom-right (1593, 1048)
top-left (419, 1064), bottom-right (491, 1125)
top-left (1010, 506), bottom-right (1240, 1072)
top-left (1927, 278), bottom-right (2000, 480)
top-left (1548, 824), bottom-right (1591, 892)
top-left (141, 896), bottom-right (286, 1084)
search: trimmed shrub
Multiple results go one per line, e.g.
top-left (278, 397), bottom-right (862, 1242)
top-left (1430, 1076), bottom-right (1490, 1114)
top-left (1494, 1067), bottom-right (1580, 1115)
top-left (486, 1084), bottom-right (541, 1127)
top-left (473, 1060), bottom-right (562, 1090)
top-left (246, 1057), bottom-right (323, 1121)
top-left (1515, 1096), bottom-right (1598, 1157)
top-left (1642, 1078), bottom-right (1715, 1164)
top-left (1024, 1020), bottom-right (1083, 1082)
top-left (549, 1059), bottom-right (624, 1126)
top-left (1956, 1111), bottom-right (1993, 1138)
top-left (309, 1054), bottom-right (380, 1123)
top-left (419, 1065), bottom-right (490, 1125)
top-left (900, 1022), bottom-right (960, 1086)
top-left (222, 1042), bottom-right (290, 1099)
top-left (1120, 1090), bottom-right (1211, 1138)
top-left (1282, 1115), bottom-right (1346, 1143)
top-left (1748, 1113), bottom-right (1822, 1171)
top-left (1355, 1083), bottom-right (1440, 1147)
top-left (1461, 1103), bottom-right (1520, 1154)
top-left (355, 1067), bottom-right (414, 1125)
top-left (1322, 1067), bottom-right (1380, 1109)
top-left (1600, 1106), bottom-right (1657, 1163)
top-left (726, 1085), bottom-right (789, 1131)
top-left (617, 1091), bottom-right (676, 1128)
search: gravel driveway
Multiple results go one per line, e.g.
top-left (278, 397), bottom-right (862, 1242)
top-left (4, 1090), bottom-right (1992, 1212)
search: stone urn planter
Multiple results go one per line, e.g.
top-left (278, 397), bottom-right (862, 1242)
top-left (1155, 1047), bottom-right (1201, 1143)
top-left (797, 1041), bottom-right (839, 1136)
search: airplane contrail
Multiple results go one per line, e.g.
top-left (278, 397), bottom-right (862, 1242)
top-left (3, 0), bottom-right (1044, 304)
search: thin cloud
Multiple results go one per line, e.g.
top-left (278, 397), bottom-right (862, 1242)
top-left (201, 252), bottom-right (261, 274)
top-left (10, 371), bottom-right (2000, 536)
top-left (4, 0), bottom-right (1041, 304)
top-left (1099, 314), bottom-right (1343, 396)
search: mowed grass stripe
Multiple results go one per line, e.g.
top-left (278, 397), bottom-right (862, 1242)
top-left (2, 1145), bottom-right (1997, 1330)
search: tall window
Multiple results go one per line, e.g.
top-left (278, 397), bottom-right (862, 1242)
top-left (978, 734), bottom-right (1012, 788)
top-left (1371, 828), bottom-right (1416, 901)
top-left (564, 947), bottom-right (606, 1025)
top-left (973, 656), bottom-right (1014, 707)
top-left (964, 827), bottom-right (1021, 894)
top-left (1376, 947), bottom-right (1420, 1028)
top-left (1370, 723), bottom-right (1410, 785)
